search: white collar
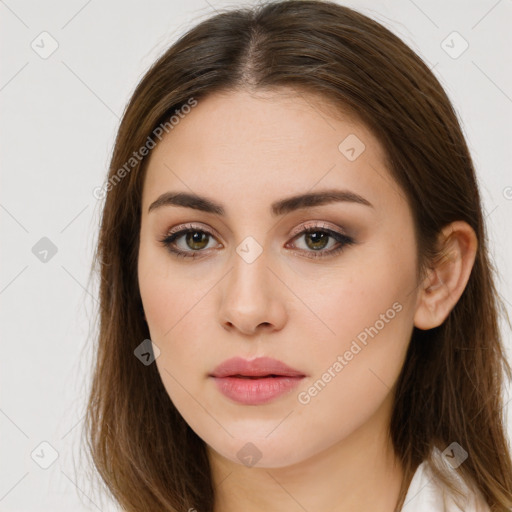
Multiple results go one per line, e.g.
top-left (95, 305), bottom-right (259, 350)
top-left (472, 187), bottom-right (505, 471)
top-left (401, 454), bottom-right (490, 512)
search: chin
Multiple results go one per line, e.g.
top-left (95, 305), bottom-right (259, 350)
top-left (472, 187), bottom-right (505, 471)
top-left (207, 433), bottom-right (314, 469)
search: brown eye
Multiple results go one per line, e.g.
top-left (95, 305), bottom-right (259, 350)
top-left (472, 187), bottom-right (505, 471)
top-left (303, 231), bottom-right (330, 251)
top-left (184, 231), bottom-right (210, 250)
top-left (159, 226), bottom-right (220, 259)
top-left (287, 227), bottom-right (355, 260)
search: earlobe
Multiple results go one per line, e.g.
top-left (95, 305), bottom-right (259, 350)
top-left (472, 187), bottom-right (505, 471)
top-left (413, 221), bottom-right (478, 331)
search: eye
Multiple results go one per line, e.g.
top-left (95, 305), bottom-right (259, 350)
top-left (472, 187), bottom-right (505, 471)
top-left (159, 223), bottom-right (221, 259)
top-left (286, 223), bottom-right (355, 260)
top-left (159, 222), bottom-right (355, 260)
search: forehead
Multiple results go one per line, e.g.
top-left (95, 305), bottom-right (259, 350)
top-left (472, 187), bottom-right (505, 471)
top-left (141, 88), bottom-right (401, 216)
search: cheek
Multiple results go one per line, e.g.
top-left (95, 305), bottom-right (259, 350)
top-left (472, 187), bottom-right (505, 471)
top-left (139, 272), bottom-right (208, 353)
top-left (294, 316), bottom-right (411, 457)
top-left (138, 260), bottom-right (210, 413)
top-left (138, 239), bottom-right (203, 340)
top-left (295, 240), bottom-right (417, 401)
top-left (137, 244), bottom-right (218, 398)
top-left (300, 256), bottom-right (413, 353)
top-left (292, 287), bottom-right (413, 458)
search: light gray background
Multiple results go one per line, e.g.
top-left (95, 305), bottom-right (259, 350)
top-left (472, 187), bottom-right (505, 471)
top-left (1, 0), bottom-right (511, 510)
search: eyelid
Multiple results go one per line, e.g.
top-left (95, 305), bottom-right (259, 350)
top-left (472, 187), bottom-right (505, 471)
top-left (164, 220), bottom-right (348, 242)
top-left (288, 220), bottom-right (349, 238)
top-left (166, 222), bottom-right (222, 241)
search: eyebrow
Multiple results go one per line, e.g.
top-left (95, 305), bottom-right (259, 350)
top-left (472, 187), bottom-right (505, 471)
top-left (147, 189), bottom-right (373, 216)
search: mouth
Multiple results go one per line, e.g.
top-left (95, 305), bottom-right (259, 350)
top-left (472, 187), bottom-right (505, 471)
top-left (209, 357), bottom-right (306, 405)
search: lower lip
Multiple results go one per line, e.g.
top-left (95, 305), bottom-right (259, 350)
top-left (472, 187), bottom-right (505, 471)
top-left (211, 376), bottom-right (304, 405)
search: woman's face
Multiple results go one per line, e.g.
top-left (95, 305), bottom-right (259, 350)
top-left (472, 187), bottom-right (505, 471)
top-left (138, 88), bottom-right (422, 468)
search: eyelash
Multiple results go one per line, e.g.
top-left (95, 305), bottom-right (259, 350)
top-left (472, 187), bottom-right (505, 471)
top-left (158, 222), bottom-right (355, 260)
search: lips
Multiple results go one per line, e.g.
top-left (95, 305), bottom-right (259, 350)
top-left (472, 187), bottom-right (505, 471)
top-left (209, 357), bottom-right (306, 405)
top-left (210, 356), bottom-right (305, 378)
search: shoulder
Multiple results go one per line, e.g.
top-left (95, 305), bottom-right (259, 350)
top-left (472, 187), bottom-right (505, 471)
top-left (401, 449), bottom-right (490, 512)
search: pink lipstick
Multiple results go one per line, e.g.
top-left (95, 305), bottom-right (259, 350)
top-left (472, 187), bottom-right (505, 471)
top-left (209, 356), bottom-right (305, 405)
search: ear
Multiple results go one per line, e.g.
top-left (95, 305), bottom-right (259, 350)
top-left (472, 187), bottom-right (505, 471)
top-left (413, 221), bottom-right (478, 330)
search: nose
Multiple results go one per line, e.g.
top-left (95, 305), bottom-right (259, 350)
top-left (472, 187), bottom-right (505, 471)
top-left (218, 248), bottom-right (288, 336)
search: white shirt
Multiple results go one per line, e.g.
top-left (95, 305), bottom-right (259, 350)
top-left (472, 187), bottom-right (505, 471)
top-left (401, 456), bottom-right (490, 512)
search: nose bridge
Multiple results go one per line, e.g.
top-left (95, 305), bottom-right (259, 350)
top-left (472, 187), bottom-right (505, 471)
top-left (218, 235), bottom-right (287, 334)
top-left (228, 236), bottom-right (272, 303)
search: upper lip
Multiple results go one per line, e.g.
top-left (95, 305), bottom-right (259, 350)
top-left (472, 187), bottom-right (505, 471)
top-left (210, 357), bottom-right (305, 378)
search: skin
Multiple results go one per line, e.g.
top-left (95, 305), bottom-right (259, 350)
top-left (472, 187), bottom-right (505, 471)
top-left (137, 88), bottom-right (477, 512)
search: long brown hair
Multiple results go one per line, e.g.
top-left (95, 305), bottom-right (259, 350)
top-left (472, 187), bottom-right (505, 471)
top-left (81, 1), bottom-right (512, 510)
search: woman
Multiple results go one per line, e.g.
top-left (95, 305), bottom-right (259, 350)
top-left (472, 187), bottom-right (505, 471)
top-left (83, 1), bottom-right (512, 510)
